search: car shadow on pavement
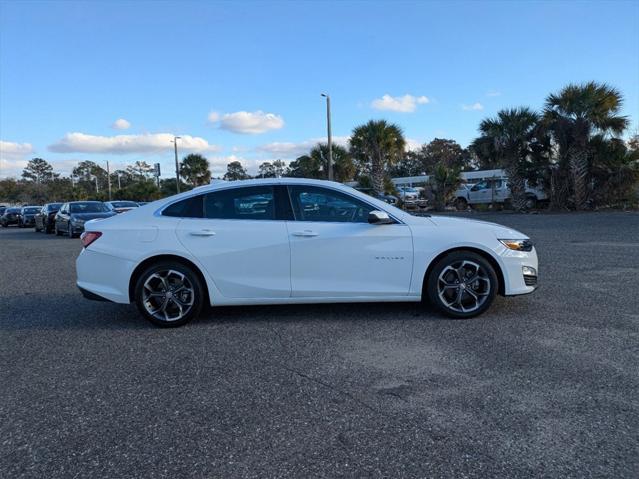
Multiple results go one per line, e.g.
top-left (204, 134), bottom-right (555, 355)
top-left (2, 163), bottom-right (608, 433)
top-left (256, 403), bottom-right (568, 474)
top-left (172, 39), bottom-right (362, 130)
top-left (0, 292), bottom-right (522, 331)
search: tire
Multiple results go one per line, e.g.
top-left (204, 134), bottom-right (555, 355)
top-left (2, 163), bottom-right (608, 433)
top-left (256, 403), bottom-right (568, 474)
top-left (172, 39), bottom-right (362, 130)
top-left (455, 198), bottom-right (468, 211)
top-left (426, 251), bottom-right (498, 319)
top-left (525, 196), bottom-right (537, 210)
top-left (134, 261), bottom-right (205, 327)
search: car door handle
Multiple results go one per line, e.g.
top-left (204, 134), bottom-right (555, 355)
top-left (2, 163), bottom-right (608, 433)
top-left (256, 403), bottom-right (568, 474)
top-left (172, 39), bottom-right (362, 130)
top-left (190, 229), bottom-right (216, 237)
top-left (292, 230), bottom-right (319, 237)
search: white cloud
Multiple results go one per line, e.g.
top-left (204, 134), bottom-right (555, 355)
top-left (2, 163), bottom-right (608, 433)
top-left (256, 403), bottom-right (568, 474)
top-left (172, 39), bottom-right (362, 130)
top-left (212, 110), bottom-right (285, 134)
top-left (462, 102), bottom-right (484, 111)
top-left (0, 140), bottom-right (34, 160)
top-left (0, 141), bottom-right (35, 178)
top-left (48, 132), bottom-right (221, 154)
top-left (371, 94), bottom-right (430, 113)
top-left (111, 118), bottom-right (131, 130)
top-left (405, 138), bottom-right (423, 152)
top-left (486, 90), bottom-right (501, 97)
top-left (258, 136), bottom-right (350, 159)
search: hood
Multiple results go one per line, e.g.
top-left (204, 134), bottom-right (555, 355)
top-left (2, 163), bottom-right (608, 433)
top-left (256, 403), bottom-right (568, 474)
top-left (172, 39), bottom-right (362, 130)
top-left (71, 212), bottom-right (115, 221)
top-left (427, 215), bottom-right (528, 239)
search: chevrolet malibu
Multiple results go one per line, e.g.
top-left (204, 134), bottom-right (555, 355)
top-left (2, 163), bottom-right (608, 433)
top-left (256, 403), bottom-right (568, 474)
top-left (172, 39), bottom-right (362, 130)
top-left (76, 179), bottom-right (538, 327)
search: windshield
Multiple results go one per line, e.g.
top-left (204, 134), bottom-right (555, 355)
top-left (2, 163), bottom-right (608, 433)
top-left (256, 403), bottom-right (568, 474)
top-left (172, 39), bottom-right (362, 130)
top-left (7, 208), bottom-right (21, 213)
top-left (111, 201), bottom-right (138, 208)
top-left (48, 203), bottom-right (62, 210)
top-left (70, 202), bottom-right (109, 213)
top-left (23, 207), bottom-right (41, 214)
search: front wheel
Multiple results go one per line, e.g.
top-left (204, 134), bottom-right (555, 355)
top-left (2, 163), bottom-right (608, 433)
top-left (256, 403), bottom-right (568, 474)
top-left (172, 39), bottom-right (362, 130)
top-left (134, 262), bottom-right (205, 327)
top-left (426, 251), bottom-right (498, 319)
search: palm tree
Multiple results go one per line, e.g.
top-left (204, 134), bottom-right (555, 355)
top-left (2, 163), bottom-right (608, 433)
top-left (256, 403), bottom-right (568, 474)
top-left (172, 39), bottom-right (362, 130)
top-left (543, 82), bottom-right (628, 209)
top-left (478, 107), bottom-right (539, 211)
top-left (180, 154), bottom-right (211, 186)
top-left (349, 120), bottom-right (405, 195)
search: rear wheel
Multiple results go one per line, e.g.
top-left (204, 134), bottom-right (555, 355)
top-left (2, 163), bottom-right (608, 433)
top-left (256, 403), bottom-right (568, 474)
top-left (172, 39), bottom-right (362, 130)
top-left (455, 197), bottom-right (468, 211)
top-left (134, 261), bottom-right (204, 327)
top-left (426, 251), bottom-right (498, 319)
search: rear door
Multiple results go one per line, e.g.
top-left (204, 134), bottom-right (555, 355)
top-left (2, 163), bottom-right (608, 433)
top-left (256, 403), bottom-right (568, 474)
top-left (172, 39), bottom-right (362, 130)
top-left (174, 185), bottom-right (292, 299)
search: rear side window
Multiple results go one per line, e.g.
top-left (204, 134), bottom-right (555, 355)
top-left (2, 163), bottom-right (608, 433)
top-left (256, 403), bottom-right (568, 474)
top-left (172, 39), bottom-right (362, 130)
top-left (162, 196), bottom-right (204, 218)
top-left (204, 186), bottom-right (275, 220)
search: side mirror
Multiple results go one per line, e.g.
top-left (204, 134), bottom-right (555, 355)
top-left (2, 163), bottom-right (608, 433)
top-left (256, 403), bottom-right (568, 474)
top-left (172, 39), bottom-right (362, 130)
top-left (368, 210), bottom-right (394, 225)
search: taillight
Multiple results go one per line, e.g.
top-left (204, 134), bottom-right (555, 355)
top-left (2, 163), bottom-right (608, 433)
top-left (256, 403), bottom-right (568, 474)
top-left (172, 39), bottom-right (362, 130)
top-left (81, 231), bottom-right (102, 248)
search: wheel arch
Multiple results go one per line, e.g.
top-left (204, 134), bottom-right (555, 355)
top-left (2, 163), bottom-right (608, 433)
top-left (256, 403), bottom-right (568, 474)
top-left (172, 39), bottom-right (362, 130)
top-left (128, 254), bottom-right (210, 304)
top-left (421, 246), bottom-right (506, 298)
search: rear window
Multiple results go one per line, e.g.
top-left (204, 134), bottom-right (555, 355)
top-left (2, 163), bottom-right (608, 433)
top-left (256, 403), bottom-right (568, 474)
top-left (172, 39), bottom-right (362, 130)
top-left (111, 201), bottom-right (138, 208)
top-left (162, 196), bottom-right (204, 218)
top-left (70, 202), bottom-right (109, 213)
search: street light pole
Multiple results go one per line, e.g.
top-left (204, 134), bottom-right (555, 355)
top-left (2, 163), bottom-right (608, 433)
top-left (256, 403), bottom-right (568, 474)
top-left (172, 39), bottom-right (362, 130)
top-left (321, 93), bottom-right (333, 181)
top-left (172, 136), bottom-right (182, 193)
top-left (106, 161), bottom-right (112, 201)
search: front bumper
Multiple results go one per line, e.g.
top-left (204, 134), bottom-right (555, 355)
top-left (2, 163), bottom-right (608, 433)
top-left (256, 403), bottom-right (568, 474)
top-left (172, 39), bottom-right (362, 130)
top-left (499, 247), bottom-right (539, 296)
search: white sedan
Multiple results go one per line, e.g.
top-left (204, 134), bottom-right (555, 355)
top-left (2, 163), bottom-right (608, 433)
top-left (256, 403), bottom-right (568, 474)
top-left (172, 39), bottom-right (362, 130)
top-left (76, 178), bottom-right (538, 327)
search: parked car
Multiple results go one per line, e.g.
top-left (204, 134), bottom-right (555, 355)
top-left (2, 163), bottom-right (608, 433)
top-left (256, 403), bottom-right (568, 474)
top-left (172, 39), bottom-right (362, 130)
top-left (55, 201), bottom-right (116, 238)
top-left (17, 206), bottom-right (42, 228)
top-left (1, 207), bottom-right (22, 227)
top-left (34, 203), bottom-right (63, 233)
top-left (0, 206), bottom-right (7, 217)
top-left (376, 193), bottom-right (399, 205)
top-left (454, 178), bottom-right (546, 210)
top-left (76, 178), bottom-right (538, 327)
top-left (105, 201), bottom-right (140, 214)
top-left (398, 187), bottom-right (420, 202)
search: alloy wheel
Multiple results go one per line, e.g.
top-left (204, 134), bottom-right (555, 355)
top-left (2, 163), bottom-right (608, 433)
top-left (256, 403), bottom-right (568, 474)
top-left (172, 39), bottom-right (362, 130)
top-left (142, 270), bottom-right (195, 322)
top-left (437, 260), bottom-right (491, 313)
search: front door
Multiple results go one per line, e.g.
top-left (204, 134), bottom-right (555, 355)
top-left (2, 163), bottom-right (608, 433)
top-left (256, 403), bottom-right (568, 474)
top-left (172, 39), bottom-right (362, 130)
top-left (286, 185), bottom-right (413, 298)
top-left (175, 185), bottom-right (291, 299)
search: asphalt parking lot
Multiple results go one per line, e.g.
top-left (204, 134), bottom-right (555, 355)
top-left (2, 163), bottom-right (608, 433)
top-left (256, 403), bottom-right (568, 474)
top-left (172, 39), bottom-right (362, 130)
top-left (1, 212), bottom-right (638, 478)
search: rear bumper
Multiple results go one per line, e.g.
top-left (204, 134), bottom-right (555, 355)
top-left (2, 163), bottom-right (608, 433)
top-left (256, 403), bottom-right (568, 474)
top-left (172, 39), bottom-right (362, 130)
top-left (78, 286), bottom-right (114, 302)
top-left (76, 248), bottom-right (134, 304)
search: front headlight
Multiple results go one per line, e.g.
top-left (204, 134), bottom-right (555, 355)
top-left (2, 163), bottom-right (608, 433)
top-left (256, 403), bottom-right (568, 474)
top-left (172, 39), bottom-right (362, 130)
top-left (499, 239), bottom-right (533, 252)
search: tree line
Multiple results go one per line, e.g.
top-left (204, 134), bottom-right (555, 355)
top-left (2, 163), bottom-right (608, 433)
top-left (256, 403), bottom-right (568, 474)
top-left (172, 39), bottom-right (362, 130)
top-left (2, 81), bottom-right (637, 210)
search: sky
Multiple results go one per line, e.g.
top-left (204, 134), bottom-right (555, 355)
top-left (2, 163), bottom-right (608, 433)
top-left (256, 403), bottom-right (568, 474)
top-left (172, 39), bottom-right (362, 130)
top-left (1, 0), bottom-right (638, 179)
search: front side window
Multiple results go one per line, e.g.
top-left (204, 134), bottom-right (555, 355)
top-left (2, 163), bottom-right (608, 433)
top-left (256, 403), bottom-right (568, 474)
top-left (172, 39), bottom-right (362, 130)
top-left (204, 186), bottom-right (275, 220)
top-left (288, 185), bottom-right (374, 223)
